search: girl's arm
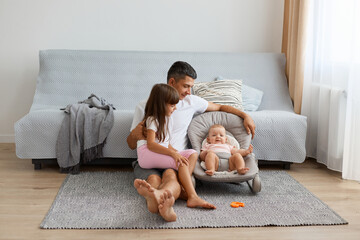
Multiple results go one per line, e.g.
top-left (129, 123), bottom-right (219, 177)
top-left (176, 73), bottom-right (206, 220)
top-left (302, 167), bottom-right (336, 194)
top-left (146, 130), bottom-right (189, 166)
top-left (168, 144), bottom-right (177, 152)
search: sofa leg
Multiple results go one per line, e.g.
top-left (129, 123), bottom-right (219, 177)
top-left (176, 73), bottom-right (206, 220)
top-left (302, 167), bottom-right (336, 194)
top-left (283, 162), bottom-right (291, 170)
top-left (34, 163), bottom-right (42, 170)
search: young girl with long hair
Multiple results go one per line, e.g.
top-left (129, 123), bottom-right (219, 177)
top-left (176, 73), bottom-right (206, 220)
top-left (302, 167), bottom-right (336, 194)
top-left (136, 83), bottom-right (215, 210)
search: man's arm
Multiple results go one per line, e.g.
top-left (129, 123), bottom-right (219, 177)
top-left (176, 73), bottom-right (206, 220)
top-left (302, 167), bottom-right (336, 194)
top-left (127, 100), bottom-right (147, 150)
top-left (126, 121), bottom-right (146, 150)
top-left (206, 102), bottom-right (256, 139)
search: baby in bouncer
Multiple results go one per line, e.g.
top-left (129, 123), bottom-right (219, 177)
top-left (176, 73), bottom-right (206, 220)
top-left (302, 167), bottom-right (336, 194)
top-left (200, 124), bottom-right (253, 176)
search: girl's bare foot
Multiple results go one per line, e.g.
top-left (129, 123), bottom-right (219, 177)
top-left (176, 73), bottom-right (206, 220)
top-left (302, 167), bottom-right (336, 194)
top-left (237, 167), bottom-right (250, 175)
top-left (134, 179), bottom-right (161, 213)
top-left (158, 190), bottom-right (177, 222)
top-left (187, 196), bottom-right (216, 209)
top-left (205, 169), bottom-right (215, 176)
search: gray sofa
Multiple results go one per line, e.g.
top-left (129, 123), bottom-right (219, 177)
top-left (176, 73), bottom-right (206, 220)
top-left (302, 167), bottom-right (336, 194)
top-left (14, 50), bottom-right (307, 169)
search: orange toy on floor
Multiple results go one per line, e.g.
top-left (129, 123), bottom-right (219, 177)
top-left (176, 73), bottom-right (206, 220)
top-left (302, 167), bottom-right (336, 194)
top-left (230, 202), bottom-right (245, 208)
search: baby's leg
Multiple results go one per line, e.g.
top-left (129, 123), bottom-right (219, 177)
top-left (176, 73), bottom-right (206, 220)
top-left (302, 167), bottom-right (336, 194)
top-left (238, 144), bottom-right (253, 157)
top-left (204, 152), bottom-right (219, 176)
top-left (229, 153), bottom-right (249, 175)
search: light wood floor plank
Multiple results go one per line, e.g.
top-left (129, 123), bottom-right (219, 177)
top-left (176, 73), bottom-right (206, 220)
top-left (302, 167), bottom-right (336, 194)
top-left (1, 143), bottom-right (359, 240)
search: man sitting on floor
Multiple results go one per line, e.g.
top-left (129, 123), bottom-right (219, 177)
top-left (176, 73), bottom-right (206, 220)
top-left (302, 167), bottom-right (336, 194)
top-left (127, 61), bottom-right (255, 221)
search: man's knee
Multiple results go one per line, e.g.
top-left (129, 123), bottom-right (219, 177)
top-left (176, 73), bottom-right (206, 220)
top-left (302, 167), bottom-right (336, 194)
top-left (162, 169), bottom-right (178, 181)
top-left (147, 174), bottom-right (162, 185)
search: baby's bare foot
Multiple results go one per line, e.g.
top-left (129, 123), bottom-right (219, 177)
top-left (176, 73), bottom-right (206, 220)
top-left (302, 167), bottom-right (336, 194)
top-left (247, 144), bottom-right (253, 154)
top-left (187, 196), bottom-right (216, 209)
top-left (205, 169), bottom-right (215, 176)
top-left (134, 179), bottom-right (160, 213)
top-left (237, 167), bottom-right (250, 175)
top-left (158, 190), bottom-right (177, 222)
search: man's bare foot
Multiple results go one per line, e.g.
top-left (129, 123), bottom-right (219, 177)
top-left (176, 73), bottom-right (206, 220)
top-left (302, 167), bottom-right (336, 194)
top-left (237, 167), bottom-right (250, 175)
top-left (205, 169), bottom-right (215, 176)
top-left (134, 179), bottom-right (161, 213)
top-left (187, 196), bottom-right (216, 209)
top-left (158, 190), bottom-right (177, 222)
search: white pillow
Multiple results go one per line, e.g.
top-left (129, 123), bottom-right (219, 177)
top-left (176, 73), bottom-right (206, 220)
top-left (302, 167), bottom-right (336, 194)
top-left (192, 79), bottom-right (243, 111)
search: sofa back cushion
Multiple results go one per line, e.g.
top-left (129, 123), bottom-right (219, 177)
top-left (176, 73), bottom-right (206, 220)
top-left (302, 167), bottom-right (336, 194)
top-left (31, 50), bottom-right (293, 112)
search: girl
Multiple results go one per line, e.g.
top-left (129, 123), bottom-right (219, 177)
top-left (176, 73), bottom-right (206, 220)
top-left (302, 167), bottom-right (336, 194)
top-left (137, 83), bottom-right (215, 209)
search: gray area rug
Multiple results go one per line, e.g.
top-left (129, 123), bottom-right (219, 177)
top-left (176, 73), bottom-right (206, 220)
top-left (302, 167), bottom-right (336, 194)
top-left (41, 171), bottom-right (347, 229)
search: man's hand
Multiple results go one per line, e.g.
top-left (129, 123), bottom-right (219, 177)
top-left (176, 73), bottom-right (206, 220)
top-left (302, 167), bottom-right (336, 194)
top-left (209, 103), bottom-right (256, 139)
top-left (243, 115), bottom-right (255, 139)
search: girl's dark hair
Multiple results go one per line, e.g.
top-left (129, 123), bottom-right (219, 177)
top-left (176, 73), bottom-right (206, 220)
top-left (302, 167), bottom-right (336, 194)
top-left (144, 84), bottom-right (179, 142)
top-left (167, 61), bottom-right (197, 83)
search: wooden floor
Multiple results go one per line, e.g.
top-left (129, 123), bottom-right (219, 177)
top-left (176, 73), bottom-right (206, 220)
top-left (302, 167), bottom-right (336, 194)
top-left (1, 143), bottom-right (359, 240)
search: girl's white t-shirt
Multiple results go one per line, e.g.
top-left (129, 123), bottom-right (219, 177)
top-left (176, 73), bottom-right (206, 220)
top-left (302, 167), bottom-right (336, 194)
top-left (131, 95), bottom-right (208, 151)
top-left (137, 116), bottom-right (172, 148)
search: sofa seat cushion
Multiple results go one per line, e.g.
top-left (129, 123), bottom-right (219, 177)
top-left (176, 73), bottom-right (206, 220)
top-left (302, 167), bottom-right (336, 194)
top-left (248, 110), bottom-right (307, 163)
top-left (15, 110), bottom-right (136, 159)
top-left (15, 109), bottom-right (306, 163)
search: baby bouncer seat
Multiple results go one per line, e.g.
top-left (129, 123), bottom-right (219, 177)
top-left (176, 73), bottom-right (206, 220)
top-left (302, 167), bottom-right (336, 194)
top-left (188, 112), bottom-right (261, 193)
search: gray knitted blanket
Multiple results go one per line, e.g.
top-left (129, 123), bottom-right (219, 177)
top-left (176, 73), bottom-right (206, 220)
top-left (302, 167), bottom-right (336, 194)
top-left (56, 94), bottom-right (115, 174)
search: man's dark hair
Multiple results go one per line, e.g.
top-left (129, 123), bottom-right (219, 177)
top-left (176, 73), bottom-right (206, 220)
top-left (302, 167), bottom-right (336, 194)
top-left (167, 61), bottom-right (197, 83)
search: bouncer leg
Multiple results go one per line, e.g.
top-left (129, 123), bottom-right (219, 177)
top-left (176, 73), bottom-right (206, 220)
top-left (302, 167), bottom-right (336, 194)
top-left (247, 173), bottom-right (261, 193)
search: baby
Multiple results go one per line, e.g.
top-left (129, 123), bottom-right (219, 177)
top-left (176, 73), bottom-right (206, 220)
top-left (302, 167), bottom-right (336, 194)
top-left (199, 124), bottom-right (252, 176)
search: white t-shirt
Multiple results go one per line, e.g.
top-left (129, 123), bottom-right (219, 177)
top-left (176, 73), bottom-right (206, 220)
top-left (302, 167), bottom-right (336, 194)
top-left (130, 95), bottom-right (208, 151)
top-left (137, 116), bottom-right (172, 148)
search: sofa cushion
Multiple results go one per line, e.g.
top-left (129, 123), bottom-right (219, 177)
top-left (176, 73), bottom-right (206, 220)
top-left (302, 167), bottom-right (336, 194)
top-left (241, 84), bottom-right (264, 111)
top-left (192, 79), bottom-right (244, 111)
top-left (14, 110), bottom-right (136, 159)
top-left (215, 77), bottom-right (264, 111)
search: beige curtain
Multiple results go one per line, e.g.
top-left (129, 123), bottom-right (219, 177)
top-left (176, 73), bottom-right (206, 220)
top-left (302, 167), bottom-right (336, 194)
top-left (282, 0), bottom-right (309, 114)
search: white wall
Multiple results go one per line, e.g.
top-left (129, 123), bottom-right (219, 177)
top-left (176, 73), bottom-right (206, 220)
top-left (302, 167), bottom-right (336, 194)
top-left (0, 0), bottom-right (284, 142)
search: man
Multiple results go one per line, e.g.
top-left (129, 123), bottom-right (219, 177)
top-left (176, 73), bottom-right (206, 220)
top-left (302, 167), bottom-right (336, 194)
top-left (127, 61), bottom-right (255, 221)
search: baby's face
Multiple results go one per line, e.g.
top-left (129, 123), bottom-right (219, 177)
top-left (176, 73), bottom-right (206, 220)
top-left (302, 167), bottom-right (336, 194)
top-left (207, 127), bottom-right (227, 144)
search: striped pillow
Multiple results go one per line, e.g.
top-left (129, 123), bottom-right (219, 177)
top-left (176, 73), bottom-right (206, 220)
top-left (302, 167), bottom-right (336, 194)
top-left (192, 79), bottom-right (243, 111)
